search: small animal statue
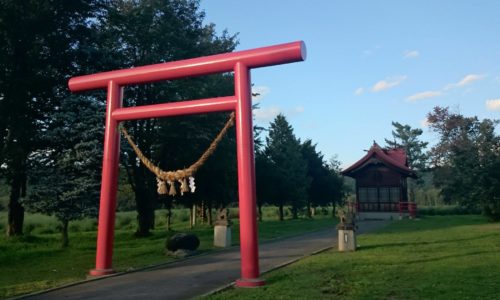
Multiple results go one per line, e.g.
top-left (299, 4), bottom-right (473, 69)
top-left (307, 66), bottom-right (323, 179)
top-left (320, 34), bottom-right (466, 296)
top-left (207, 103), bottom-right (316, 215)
top-left (337, 208), bottom-right (356, 230)
top-left (215, 208), bottom-right (232, 226)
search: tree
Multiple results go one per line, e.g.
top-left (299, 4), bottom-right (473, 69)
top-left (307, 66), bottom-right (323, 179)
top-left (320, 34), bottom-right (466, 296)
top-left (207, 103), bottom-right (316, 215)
top-left (427, 106), bottom-right (500, 220)
top-left (384, 121), bottom-right (428, 171)
top-left (253, 102), bottom-right (271, 221)
top-left (255, 146), bottom-right (278, 221)
top-left (385, 121), bottom-right (429, 202)
top-left (0, 0), bottom-right (101, 236)
top-left (96, 0), bottom-right (238, 235)
top-left (327, 156), bottom-right (345, 215)
top-left (300, 140), bottom-right (342, 217)
top-left (265, 114), bottom-right (308, 220)
top-left (24, 96), bottom-right (103, 246)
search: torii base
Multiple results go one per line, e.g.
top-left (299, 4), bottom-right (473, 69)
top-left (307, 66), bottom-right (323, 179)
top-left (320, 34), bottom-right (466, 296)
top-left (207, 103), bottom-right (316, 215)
top-left (89, 268), bottom-right (116, 277)
top-left (236, 278), bottom-right (265, 287)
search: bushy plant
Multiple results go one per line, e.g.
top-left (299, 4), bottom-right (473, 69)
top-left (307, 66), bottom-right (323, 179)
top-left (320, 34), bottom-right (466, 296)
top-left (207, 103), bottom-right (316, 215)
top-left (418, 205), bottom-right (481, 216)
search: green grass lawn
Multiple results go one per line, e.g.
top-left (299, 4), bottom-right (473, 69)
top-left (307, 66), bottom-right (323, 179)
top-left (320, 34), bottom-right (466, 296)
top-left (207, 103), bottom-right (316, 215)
top-left (208, 215), bottom-right (500, 300)
top-left (0, 208), bottom-right (335, 299)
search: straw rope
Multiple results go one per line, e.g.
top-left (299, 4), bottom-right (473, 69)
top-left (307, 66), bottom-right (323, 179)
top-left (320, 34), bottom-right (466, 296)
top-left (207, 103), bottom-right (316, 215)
top-left (120, 113), bottom-right (235, 195)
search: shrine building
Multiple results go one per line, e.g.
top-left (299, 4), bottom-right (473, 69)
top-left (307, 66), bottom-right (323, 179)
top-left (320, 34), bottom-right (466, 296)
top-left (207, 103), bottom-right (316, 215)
top-left (342, 142), bottom-right (417, 220)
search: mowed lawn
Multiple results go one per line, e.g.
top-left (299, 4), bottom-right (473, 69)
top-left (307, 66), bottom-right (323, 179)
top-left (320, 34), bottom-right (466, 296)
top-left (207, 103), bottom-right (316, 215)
top-left (208, 215), bottom-right (500, 300)
top-left (0, 208), bottom-right (336, 299)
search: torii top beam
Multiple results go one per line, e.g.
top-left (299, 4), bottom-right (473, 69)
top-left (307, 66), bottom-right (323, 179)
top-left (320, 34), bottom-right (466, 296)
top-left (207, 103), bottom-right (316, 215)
top-left (69, 41), bottom-right (306, 92)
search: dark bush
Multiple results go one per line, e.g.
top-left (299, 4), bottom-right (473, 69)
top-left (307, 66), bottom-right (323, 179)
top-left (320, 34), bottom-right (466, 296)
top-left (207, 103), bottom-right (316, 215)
top-left (166, 233), bottom-right (200, 252)
top-left (418, 205), bottom-right (481, 216)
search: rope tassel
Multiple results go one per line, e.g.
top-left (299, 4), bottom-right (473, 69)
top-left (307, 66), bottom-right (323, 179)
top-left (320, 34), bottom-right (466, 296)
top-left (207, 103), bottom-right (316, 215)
top-left (168, 180), bottom-right (177, 196)
top-left (157, 178), bottom-right (168, 195)
top-left (180, 178), bottom-right (189, 195)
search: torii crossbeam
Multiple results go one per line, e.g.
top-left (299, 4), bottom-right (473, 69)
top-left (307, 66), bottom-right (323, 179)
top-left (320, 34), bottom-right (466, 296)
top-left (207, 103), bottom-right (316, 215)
top-left (68, 41), bottom-right (306, 287)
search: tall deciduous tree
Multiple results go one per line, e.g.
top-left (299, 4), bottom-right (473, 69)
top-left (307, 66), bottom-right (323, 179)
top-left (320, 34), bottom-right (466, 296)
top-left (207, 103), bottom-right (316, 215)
top-left (97, 0), bottom-right (237, 235)
top-left (0, 0), bottom-right (100, 236)
top-left (265, 114), bottom-right (308, 220)
top-left (427, 106), bottom-right (500, 220)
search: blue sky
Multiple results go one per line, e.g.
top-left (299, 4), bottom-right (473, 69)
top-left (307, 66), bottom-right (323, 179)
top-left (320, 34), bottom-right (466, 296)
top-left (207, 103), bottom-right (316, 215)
top-left (200, 1), bottom-right (500, 168)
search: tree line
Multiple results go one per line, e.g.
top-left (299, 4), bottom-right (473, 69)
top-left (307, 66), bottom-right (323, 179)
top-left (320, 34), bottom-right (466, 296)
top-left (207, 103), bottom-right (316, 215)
top-left (0, 0), bottom-right (345, 245)
top-left (256, 114), bottom-right (343, 221)
top-left (385, 106), bottom-right (499, 221)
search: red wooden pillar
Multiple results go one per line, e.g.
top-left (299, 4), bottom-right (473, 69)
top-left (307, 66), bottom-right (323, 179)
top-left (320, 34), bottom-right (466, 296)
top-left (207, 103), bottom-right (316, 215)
top-left (234, 63), bottom-right (264, 287)
top-left (89, 81), bottom-right (122, 276)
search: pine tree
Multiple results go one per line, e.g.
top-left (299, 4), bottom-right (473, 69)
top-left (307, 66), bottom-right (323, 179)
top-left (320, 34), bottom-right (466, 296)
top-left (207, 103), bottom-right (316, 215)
top-left (301, 140), bottom-right (344, 217)
top-left (385, 121), bottom-right (429, 203)
top-left (265, 114), bottom-right (308, 220)
top-left (384, 121), bottom-right (428, 170)
top-left (24, 96), bottom-right (103, 247)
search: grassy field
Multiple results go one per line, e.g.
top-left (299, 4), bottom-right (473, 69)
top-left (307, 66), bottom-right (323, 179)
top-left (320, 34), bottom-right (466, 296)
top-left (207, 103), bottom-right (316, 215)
top-left (208, 215), bottom-right (500, 300)
top-left (0, 207), bottom-right (336, 299)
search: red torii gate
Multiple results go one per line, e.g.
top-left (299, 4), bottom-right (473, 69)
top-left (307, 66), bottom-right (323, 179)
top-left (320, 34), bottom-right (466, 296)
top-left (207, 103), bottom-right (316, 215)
top-left (68, 41), bottom-right (306, 287)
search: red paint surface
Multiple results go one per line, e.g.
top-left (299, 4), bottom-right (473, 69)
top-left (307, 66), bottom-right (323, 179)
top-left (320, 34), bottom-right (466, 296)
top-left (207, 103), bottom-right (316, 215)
top-left (90, 81), bottom-right (122, 276)
top-left (342, 142), bottom-right (416, 177)
top-left (234, 62), bottom-right (263, 286)
top-left (69, 41), bottom-right (306, 92)
top-left (112, 96), bottom-right (237, 121)
top-left (68, 41), bottom-right (306, 286)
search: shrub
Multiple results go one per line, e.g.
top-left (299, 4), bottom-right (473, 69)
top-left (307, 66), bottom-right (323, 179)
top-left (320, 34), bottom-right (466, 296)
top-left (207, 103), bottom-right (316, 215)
top-left (418, 205), bottom-right (481, 216)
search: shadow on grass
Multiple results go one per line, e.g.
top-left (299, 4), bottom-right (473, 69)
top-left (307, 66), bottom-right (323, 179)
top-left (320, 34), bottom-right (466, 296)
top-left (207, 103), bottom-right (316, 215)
top-left (369, 215), bottom-right (488, 235)
top-left (2, 234), bottom-right (60, 244)
top-left (359, 232), bottom-right (498, 251)
top-left (403, 250), bottom-right (495, 265)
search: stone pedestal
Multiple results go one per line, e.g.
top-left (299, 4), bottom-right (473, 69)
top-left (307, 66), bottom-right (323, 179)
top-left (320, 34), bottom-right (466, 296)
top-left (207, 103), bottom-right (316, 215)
top-left (214, 225), bottom-right (231, 247)
top-left (338, 229), bottom-right (356, 251)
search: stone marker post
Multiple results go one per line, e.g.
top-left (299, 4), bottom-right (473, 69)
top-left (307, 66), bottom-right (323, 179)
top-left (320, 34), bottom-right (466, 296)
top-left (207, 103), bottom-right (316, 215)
top-left (337, 209), bottom-right (357, 251)
top-left (214, 208), bottom-right (232, 247)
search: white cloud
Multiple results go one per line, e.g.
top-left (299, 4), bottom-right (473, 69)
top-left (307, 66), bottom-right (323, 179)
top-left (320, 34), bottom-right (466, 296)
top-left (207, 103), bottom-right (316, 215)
top-left (354, 87), bottom-right (364, 96)
top-left (253, 105), bottom-right (305, 123)
top-left (253, 106), bottom-right (281, 123)
top-left (251, 86), bottom-right (270, 102)
top-left (486, 98), bottom-right (500, 111)
top-left (405, 73), bottom-right (485, 104)
top-left (372, 75), bottom-right (407, 92)
top-left (406, 90), bottom-right (442, 102)
top-left (457, 74), bottom-right (485, 86)
top-left (444, 74), bottom-right (485, 90)
top-left (403, 50), bottom-right (419, 59)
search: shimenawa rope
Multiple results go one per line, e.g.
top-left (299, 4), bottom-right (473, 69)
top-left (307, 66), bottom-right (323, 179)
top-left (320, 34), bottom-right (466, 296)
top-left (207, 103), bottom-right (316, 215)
top-left (120, 113), bottom-right (235, 196)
